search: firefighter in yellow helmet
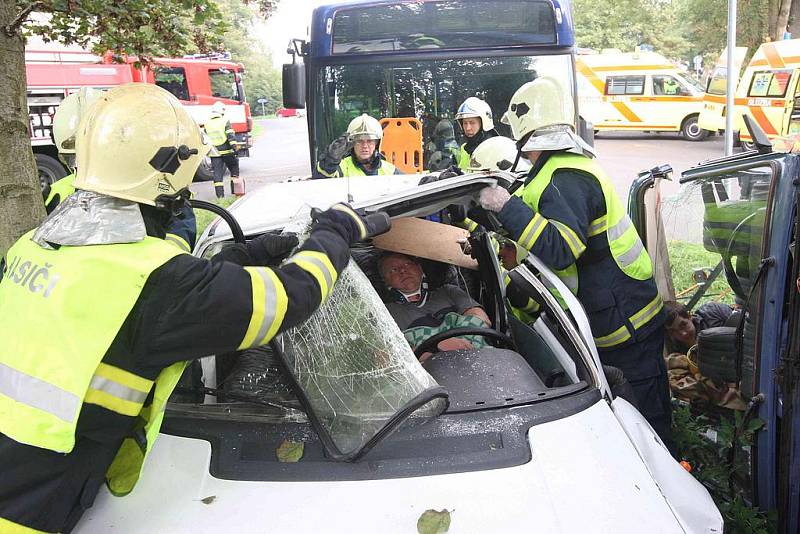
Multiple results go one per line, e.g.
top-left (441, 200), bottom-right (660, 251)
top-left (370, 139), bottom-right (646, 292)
top-left (0, 83), bottom-right (384, 533)
top-left (477, 77), bottom-right (673, 450)
top-left (204, 100), bottom-right (243, 198)
top-left (43, 87), bottom-right (103, 212)
top-left (315, 114), bottom-right (403, 178)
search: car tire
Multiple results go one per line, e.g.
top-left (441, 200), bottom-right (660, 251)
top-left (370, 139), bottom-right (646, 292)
top-left (35, 153), bottom-right (68, 190)
top-left (741, 140), bottom-right (756, 151)
top-left (194, 156), bottom-right (215, 182)
top-left (681, 115), bottom-right (709, 141)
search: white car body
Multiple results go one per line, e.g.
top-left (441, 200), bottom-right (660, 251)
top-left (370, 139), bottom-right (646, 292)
top-left (77, 174), bottom-right (723, 534)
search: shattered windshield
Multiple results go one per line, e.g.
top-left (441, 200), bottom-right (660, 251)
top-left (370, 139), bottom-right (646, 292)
top-left (274, 260), bottom-right (447, 460)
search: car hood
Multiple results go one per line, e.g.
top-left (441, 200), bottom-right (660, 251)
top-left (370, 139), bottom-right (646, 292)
top-left (77, 400), bottom-right (721, 533)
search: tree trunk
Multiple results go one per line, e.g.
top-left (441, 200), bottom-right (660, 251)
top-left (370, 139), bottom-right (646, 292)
top-left (769, 0), bottom-right (779, 39)
top-left (776, 0), bottom-right (793, 39)
top-left (790, 0), bottom-right (800, 37)
top-left (0, 3), bottom-right (46, 258)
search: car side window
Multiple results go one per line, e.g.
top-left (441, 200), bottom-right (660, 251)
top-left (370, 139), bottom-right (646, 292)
top-left (605, 75), bottom-right (645, 96)
top-left (652, 75), bottom-right (686, 96)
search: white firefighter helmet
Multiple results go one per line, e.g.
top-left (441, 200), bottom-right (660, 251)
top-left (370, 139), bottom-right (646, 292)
top-left (73, 83), bottom-right (210, 206)
top-left (52, 87), bottom-right (104, 155)
top-left (501, 77), bottom-right (574, 141)
top-left (465, 136), bottom-right (532, 172)
top-left (211, 101), bottom-right (226, 117)
top-left (346, 114), bottom-right (383, 141)
top-left (455, 97), bottom-right (494, 132)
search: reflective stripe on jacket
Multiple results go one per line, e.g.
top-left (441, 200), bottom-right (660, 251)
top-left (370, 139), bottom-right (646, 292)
top-left (501, 153), bottom-right (663, 349)
top-left (0, 232), bottom-right (184, 494)
top-left (205, 115), bottom-right (236, 155)
top-left (316, 155), bottom-right (400, 178)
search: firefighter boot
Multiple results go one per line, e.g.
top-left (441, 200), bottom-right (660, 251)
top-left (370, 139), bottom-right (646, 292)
top-left (214, 181), bottom-right (225, 199)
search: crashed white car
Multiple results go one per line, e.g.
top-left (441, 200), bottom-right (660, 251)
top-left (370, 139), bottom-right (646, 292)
top-left (78, 174), bottom-right (723, 533)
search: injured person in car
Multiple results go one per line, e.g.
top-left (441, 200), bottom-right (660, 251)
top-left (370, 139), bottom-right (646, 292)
top-left (378, 252), bottom-right (491, 358)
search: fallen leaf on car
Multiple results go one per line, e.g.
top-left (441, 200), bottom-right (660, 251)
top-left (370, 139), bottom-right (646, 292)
top-left (276, 440), bottom-right (304, 462)
top-left (417, 509), bottom-right (451, 534)
top-left (201, 496), bottom-right (216, 505)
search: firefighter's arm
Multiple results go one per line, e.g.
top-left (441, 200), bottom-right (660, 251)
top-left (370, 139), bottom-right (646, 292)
top-left (225, 120), bottom-right (238, 148)
top-left (164, 203), bottom-right (197, 253)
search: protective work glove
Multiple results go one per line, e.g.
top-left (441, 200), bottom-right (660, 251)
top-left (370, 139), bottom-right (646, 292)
top-left (246, 233), bottom-right (299, 265)
top-left (311, 203), bottom-right (390, 246)
top-left (41, 184), bottom-right (60, 215)
top-left (478, 184), bottom-right (511, 212)
top-left (213, 233), bottom-right (299, 267)
top-left (418, 165), bottom-right (462, 185)
top-left (324, 134), bottom-right (352, 165)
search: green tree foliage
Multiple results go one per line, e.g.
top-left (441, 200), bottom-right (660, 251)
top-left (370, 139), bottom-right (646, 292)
top-left (573, 0), bottom-right (690, 59)
top-left (216, 0), bottom-right (283, 115)
top-left (0, 0), bottom-right (279, 254)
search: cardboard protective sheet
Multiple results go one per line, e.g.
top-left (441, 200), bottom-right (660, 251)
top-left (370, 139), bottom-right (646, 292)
top-left (372, 217), bottom-right (478, 270)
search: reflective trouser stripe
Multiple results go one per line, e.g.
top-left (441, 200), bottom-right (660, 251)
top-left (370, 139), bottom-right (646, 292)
top-left (0, 516), bottom-right (48, 533)
top-left (0, 362), bottom-right (80, 423)
top-left (518, 212), bottom-right (548, 250)
top-left (331, 204), bottom-right (367, 239)
top-left (588, 216), bottom-right (606, 236)
top-left (287, 251), bottom-right (338, 301)
top-left (164, 233), bottom-right (190, 252)
top-left (84, 363), bottom-right (152, 417)
top-left (238, 267), bottom-right (289, 350)
top-left (213, 181), bottom-right (224, 186)
top-left (616, 238), bottom-right (645, 268)
top-left (550, 220), bottom-right (586, 259)
top-left (594, 324), bottom-right (632, 348)
top-left (629, 294), bottom-right (663, 330)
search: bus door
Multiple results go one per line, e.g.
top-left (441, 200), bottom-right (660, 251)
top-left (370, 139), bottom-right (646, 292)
top-left (783, 70), bottom-right (800, 136)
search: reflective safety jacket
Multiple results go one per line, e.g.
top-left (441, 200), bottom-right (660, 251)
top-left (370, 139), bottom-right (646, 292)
top-left (45, 173), bottom-right (76, 210)
top-left (0, 223), bottom-right (351, 533)
top-left (496, 152), bottom-right (664, 351)
top-left (204, 115), bottom-right (237, 155)
top-left (316, 154), bottom-right (401, 178)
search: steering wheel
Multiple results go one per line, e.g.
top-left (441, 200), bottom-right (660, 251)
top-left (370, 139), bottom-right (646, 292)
top-left (413, 326), bottom-right (515, 358)
top-left (722, 210), bottom-right (762, 300)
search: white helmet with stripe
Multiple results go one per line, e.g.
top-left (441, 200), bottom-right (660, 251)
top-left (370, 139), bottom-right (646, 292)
top-left (455, 97), bottom-right (494, 132)
top-left (465, 136), bottom-right (531, 172)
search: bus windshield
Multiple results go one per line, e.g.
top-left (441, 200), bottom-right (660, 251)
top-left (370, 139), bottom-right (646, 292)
top-left (312, 54), bottom-right (573, 170)
top-left (332, 0), bottom-right (557, 54)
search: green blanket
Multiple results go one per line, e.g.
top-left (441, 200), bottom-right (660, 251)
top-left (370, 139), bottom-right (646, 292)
top-left (404, 312), bottom-right (488, 351)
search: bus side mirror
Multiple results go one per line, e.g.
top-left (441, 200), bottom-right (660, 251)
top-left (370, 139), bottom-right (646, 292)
top-left (282, 63), bottom-right (306, 109)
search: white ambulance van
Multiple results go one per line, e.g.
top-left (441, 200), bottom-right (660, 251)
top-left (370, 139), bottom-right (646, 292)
top-left (697, 47), bottom-right (748, 133)
top-left (577, 50), bottom-right (708, 141)
top-left (734, 39), bottom-right (800, 147)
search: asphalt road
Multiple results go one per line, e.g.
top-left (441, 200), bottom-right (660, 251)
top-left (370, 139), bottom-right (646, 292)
top-left (190, 117), bottom-right (312, 200)
top-left (191, 119), bottom-right (729, 210)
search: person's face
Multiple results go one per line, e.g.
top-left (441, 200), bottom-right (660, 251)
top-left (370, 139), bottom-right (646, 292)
top-left (353, 137), bottom-right (377, 163)
top-left (461, 117), bottom-right (482, 138)
top-left (381, 255), bottom-right (423, 293)
top-left (522, 150), bottom-right (542, 166)
top-left (499, 244), bottom-right (518, 270)
top-left (667, 313), bottom-right (696, 346)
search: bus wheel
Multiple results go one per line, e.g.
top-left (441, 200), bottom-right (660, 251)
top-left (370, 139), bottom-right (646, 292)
top-left (681, 116), bottom-right (709, 141)
top-left (35, 153), bottom-right (68, 190)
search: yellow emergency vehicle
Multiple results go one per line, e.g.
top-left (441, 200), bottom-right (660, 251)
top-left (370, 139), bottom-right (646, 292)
top-left (576, 51), bottom-right (708, 141)
top-left (697, 47), bottom-right (748, 133)
top-left (734, 39), bottom-right (800, 148)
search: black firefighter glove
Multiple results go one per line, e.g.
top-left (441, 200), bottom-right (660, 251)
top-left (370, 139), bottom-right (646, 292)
top-left (311, 203), bottom-right (390, 246)
top-left (321, 134), bottom-right (352, 166)
top-left (213, 234), bottom-right (299, 267)
top-left (246, 233), bottom-right (299, 265)
top-left (418, 164), bottom-right (462, 185)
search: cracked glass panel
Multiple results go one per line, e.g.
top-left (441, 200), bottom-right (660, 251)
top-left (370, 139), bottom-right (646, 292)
top-left (275, 258), bottom-right (448, 459)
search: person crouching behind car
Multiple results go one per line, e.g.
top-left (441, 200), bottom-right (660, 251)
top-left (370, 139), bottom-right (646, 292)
top-left (378, 252), bottom-right (491, 359)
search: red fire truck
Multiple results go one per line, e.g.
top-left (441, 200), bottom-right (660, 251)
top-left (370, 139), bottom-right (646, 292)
top-left (26, 49), bottom-right (252, 186)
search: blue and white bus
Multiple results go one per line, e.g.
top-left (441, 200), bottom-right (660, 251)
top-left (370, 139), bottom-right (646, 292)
top-left (283, 0), bottom-right (581, 173)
